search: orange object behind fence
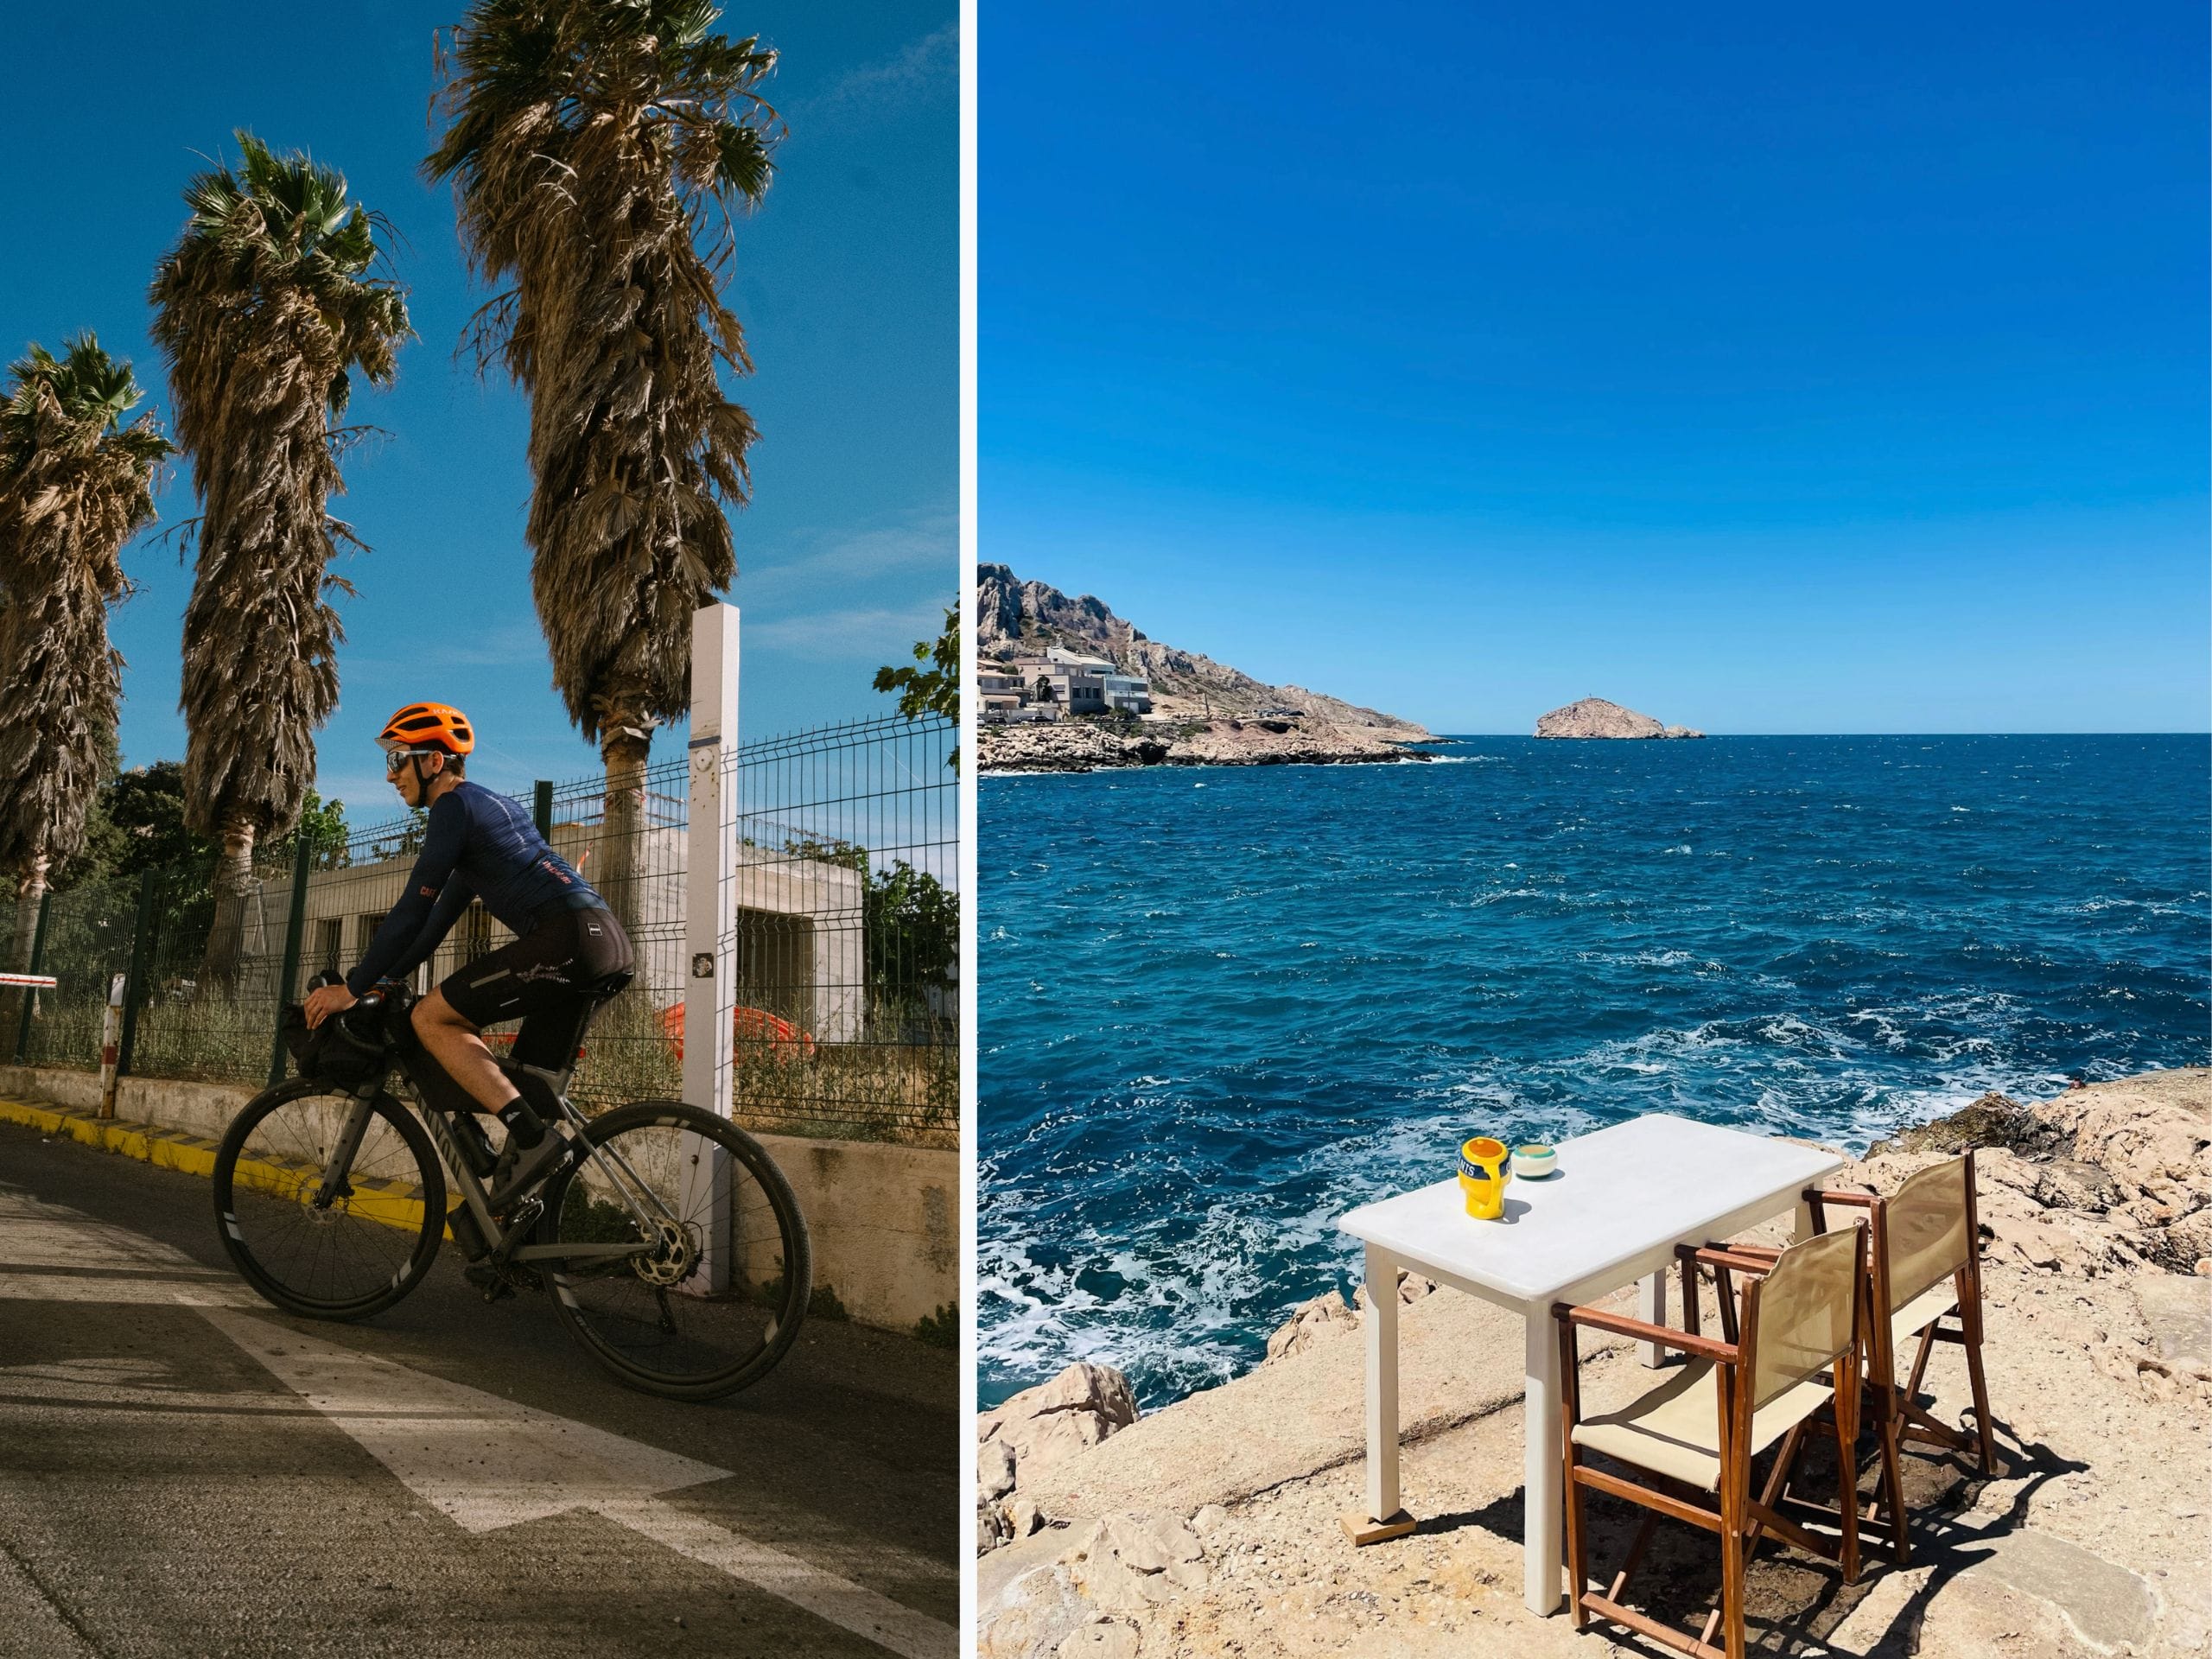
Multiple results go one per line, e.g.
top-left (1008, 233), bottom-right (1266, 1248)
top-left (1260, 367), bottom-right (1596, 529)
top-left (659, 1001), bottom-right (817, 1063)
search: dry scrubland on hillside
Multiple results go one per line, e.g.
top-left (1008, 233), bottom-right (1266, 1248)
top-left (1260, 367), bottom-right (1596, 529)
top-left (976, 565), bottom-right (1432, 771)
top-left (976, 1070), bottom-right (2212, 1659)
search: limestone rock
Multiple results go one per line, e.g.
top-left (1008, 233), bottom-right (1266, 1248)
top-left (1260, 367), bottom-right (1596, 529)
top-left (980, 1362), bottom-right (1142, 1480)
top-left (1055, 1618), bottom-right (1139, 1659)
top-left (1065, 1512), bottom-right (1209, 1614)
top-left (2033, 1158), bottom-right (2125, 1213)
top-left (1351, 1269), bottom-right (1436, 1313)
top-left (1263, 1289), bottom-right (1357, 1362)
top-left (1533, 697), bottom-right (1702, 739)
top-left (977, 1559), bottom-right (1089, 1659)
top-left (982, 1437), bottom-right (1019, 1503)
top-left (1869, 1091), bottom-right (2066, 1160)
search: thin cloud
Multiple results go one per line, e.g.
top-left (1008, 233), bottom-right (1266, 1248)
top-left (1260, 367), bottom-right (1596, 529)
top-left (798, 24), bottom-right (957, 124)
top-left (748, 505), bottom-right (957, 586)
top-left (747, 601), bottom-right (946, 661)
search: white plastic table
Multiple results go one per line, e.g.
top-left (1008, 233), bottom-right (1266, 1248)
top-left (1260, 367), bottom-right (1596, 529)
top-left (1335, 1113), bottom-right (1841, 1615)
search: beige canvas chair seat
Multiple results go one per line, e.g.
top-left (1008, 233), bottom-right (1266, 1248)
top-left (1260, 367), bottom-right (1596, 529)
top-left (1573, 1361), bottom-right (1834, 1491)
top-left (1558, 1224), bottom-right (1868, 1658)
top-left (1697, 1153), bottom-right (1996, 1575)
top-left (1890, 1277), bottom-right (1957, 1350)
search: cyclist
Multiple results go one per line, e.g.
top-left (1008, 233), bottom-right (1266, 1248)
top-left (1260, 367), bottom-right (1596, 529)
top-left (302, 702), bottom-right (632, 1196)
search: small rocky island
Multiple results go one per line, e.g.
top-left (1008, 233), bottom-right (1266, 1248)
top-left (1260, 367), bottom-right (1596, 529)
top-left (977, 565), bottom-right (1432, 773)
top-left (1534, 696), bottom-right (1704, 739)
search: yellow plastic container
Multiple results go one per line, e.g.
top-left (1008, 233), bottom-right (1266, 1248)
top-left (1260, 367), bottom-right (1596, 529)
top-left (1458, 1135), bottom-right (1512, 1220)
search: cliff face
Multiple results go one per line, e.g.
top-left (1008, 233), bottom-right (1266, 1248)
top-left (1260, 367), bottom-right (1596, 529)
top-left (976, 564), bottom-right (1432, 770)
top-left (1534, 696), bottom-right (1703, 739)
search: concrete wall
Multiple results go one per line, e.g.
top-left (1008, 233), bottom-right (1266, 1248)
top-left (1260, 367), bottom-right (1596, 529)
top-left (0, 1064), bottom-right (956, 1335)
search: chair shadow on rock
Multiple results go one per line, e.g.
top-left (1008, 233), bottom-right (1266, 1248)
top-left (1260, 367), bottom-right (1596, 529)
top-left (1412, 1410), bottom-right (2083, 1656)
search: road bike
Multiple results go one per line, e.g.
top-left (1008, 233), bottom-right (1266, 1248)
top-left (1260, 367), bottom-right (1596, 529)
top-left (209, 973), bottom-right (810, 1401)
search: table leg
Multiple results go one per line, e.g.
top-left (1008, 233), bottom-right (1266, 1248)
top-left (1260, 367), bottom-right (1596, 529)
top-left (1364, 1243), bottom-right (1400, 1524)
top-left (1523, 1306), bottom-right (1563, 1614)
top-left (1637, 1269), bottom-right (1669, 1368)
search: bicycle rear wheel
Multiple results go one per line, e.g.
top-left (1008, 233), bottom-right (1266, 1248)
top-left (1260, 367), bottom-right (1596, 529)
top-left (213, 1078), bottom-right (445, 1320)
top-left (537, 1100), bottom-right (810, 1401)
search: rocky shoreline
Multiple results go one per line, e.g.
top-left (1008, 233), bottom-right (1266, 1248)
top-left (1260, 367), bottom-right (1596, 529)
top-left (978, 717), bottom-right (1432, 774)
top-left (976, 1069), bottom-right (2212, 1657)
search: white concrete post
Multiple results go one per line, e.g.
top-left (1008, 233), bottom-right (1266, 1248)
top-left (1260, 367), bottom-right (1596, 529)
top-left (680, 603), bottom-right (739, 1292)
top-left (97, 974), bottom-right (124, 1121)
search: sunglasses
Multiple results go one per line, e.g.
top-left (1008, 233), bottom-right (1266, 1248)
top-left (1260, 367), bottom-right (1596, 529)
top-left (384, 748), bottom-right (441, 776)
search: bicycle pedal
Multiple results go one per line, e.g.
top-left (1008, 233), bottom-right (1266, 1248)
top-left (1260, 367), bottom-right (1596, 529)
top-left (463, 1263), bottom-right (516, 1302)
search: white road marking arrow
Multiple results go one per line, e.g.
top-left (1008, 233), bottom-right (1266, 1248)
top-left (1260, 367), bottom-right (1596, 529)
top-left (191, 1305), bottom-right (955, 1659)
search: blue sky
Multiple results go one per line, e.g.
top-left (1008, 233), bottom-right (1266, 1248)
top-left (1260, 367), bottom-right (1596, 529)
top-left (0, 2), bottom-right (956, 821)
top-left (982, 3), bottom-right (2209, 734)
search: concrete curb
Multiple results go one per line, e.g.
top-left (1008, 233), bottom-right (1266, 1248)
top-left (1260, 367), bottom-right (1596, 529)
top-left (0, 1094), bottom-right (226, 1181)
top-left (0, 1094), bottom-right (436, 1236)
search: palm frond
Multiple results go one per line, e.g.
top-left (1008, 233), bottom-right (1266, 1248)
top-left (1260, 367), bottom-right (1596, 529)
top-left (150, 137), bottom-right (410, 844)
top-left (425, 0), bottom-right (779, 743)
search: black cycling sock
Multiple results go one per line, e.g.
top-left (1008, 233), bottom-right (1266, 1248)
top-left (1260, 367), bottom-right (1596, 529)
top-left (497, 1101), bottom-right (544, 1148)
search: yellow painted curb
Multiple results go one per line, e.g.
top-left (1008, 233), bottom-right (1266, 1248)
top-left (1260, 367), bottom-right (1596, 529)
top-left (0, 1094), bottom-right (441, 1238)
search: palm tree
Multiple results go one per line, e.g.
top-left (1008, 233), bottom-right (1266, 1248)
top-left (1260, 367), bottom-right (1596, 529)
top-left (0, 335), bottom-right (169, 1019)
top-left (425, 0), bottom-right (781, 934)
top-left (150, 133), bottom-right (409, 985)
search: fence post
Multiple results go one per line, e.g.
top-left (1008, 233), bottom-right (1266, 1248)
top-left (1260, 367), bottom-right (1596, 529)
top-left (98, 974), bottom-right (125, 1120)
top-left (116, 868), bottom-right (158, 1079)
top-left (11, 893), bottom-right (50, 1063)
top-left (681, 603), bottom-right (740, 1294)
top-left (266, 837), bottom-right (315, 1088)
top-left (532, 780), bottom-right (554, 838)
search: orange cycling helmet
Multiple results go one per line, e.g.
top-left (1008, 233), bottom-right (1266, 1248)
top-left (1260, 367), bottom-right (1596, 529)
top-left (378, 702), bottom-right (475, 756)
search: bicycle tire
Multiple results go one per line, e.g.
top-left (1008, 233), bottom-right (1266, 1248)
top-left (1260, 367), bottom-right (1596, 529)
top-left (212, 1077), bottom-right (446, 1321)
top-left (537, 1100), bottom-right (810, 1401)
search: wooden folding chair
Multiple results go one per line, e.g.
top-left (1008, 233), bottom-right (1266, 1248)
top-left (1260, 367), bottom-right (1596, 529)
top-left (1555, 1225), bottom-right (1866, 1659)
top-left (1694, 1152), bottom-right (1994, 1567)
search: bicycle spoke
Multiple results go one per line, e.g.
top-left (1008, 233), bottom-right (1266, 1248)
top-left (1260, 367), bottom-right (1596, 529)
top-left (542, 1104), bottom-right (807, 1397)
top-left (216, 1084), bottom-right (441, 1320)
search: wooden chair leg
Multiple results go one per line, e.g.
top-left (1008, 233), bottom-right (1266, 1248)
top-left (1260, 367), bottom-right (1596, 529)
top-left (1878, 1408), bottom-right (1910, 1567)
top-left (1745, 1421), bottom-right (1808, 1557)
top-left (1963, 1313), bottom-right (1997, 1474)
top-left (1903, 1322), bottom-right (1937, 1406)
top-left (1605, 1510), bottom-right (1656, 1605)
top-left (1720, 1516), bottom-right (1746, 1659)
top-left (1834, 1409), bottom-right (1860, 1585)
top-left (1564, 1463), bottom-right (1591, 1629)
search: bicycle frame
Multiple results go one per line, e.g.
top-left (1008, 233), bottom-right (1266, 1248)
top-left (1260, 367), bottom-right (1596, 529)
top-left (308, 1047), bottom-right (683, 1268)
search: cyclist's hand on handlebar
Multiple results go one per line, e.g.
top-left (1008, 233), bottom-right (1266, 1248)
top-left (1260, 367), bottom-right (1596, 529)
top-left (304, 983), bottom-right (358, 1029)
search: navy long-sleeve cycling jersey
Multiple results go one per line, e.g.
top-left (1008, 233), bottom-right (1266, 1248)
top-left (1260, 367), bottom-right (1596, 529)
top-left (346, 781), bottom-right (607, 995)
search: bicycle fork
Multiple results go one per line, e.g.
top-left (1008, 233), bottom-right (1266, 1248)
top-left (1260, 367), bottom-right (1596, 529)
top-left (310, 1092), bottom-right (378, 1209)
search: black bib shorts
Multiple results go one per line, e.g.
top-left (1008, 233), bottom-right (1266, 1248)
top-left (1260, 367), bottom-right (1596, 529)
top-left (439, 904), bottom-right (635, 1070)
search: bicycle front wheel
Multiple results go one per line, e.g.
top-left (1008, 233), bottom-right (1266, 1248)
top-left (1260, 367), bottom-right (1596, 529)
top-left (537, 1100), bottom-right (810, 1401)
top-left (212, 1078), bottom-right (445, 1320)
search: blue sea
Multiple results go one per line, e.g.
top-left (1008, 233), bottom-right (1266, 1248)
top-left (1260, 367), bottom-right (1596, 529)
top-left (977, 735), bottom-right (2210, 1410)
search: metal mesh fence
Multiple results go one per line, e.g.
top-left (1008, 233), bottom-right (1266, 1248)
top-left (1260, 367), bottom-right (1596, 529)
top-left (2, 713), bottom-right (957, 1147)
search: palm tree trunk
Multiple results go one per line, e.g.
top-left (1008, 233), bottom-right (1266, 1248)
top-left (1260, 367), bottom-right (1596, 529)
top-left (597, 719), bottom-right (652, 950)
top-left (4, 854), bottom-right (48, 1048)
top-left (200, 815), bottom-right (257, 991)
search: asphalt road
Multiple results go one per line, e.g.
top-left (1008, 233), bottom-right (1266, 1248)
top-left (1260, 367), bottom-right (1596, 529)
top-left (0, 1116), bottom-right (958, 1658)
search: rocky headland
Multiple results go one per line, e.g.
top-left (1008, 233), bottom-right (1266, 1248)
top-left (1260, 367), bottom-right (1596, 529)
top-left (976, 1069), bottom-right (2212, 1658)
top-left (977, 564), bottom-right (1432, 773)
top-left (1535, 696), bottom-right (1705, 739)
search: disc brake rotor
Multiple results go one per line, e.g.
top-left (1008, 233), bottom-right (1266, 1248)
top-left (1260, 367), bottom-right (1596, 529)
top-left (631, 1220), bottom-right (699, 1287)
